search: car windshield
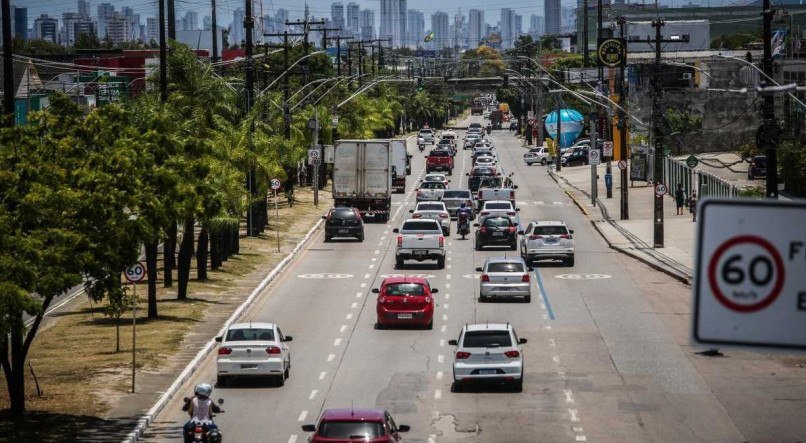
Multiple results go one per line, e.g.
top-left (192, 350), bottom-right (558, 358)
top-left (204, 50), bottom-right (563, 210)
top-left (419, 204), bottom-right (444, 211)
top-left (534, 226), bottom-right (568, 236)
top-left (402, 220), bottom-right (440, 231)
top-left (385, 283), bottom-right (426, 296)
top-left (753, 157), bottom-right (767, 166)
top-left (420, 182), bottom-right (445, 189)
top-left (429, 150), bottom-right (450, 157)
top-left (487, 262), bottom-right (524, 273)
top-left (483, 217), bottom-right (513, 227)
top-left (462, 330), bottom-right (512, 348)
top-left (486, 203), bottom-right (512, 210)
top-left (419, 130), bottom-right (432, 134)
top-left (443, 191), bottom-right (470, 199)
top-left (317, 421), bottom-right (385, 438)
top-left (331, 209), bottom-right (356, 219)
top-left (225, 328), bottom-right (274, 341)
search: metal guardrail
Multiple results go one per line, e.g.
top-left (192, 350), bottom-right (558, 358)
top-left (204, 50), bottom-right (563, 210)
top-left (664, 156), bottom-right (740, 199)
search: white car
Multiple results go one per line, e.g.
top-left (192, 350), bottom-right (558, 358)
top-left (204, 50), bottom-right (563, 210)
top-left (422, 173), bottom-right (450, 187)
top-left (523, 147), bottom-right (551, 166)
top-left (450, 323), bottom-right (526, 392)
top-left (478, 200), bottom-right (521, 226)
top-left (482, 110), bottom-right (491, 119)
top-left (474, 156), bottom-right (497, 167)
top-left (418, 128), bottom-right (435, 145)
top-left (519, 220), bottom-right (575, 266)
top-left (416, 181), bottom-right (446, 202)
top-left (477, 257), bottom-right (531, 303)
top-left (216, 322), bottom-right (292, 387)
top-left (410, 201), bottom-right (451, 235)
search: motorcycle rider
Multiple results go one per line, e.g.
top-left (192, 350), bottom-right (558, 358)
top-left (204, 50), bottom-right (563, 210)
top-left (456, 202), bottom-right (473, 235)
top-left (183, 383), bottom-right (222, 442)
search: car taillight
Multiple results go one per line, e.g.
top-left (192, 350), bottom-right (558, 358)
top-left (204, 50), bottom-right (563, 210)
top-left (529, 235), bottom-right (543, 240)
top-left (439, 213), bottom-right (448, 218)
top-left (456, 351), bottom-right (471, 359)
top-left (478, 191), bottom-right (482, 199)
top-left (479, 226), bottom-right (488, 233)
top-left (504, 350), bottom-right (520, 358)
top-left (424, 297), bottom-right (432, 303)
top-left (353, 209), bottom-right (362, 220)
top-left (507, 211), bottom-right (516, 216)
top-left (326, 211), bottom-right (333, 221)
top-left (467, 200), bottom-right (473, 206)
top-left (510, 191), bottom-right (515, 200)
top-left (439, 236), bottom-right (445, 247)
top-left (266, 346), bottom-right (282, 354)
top-left (480, 211), bottom-right (489, 216)
top-left (397, 236), bottom-right (403, 247)
top-left (521, 274), bottom-right (530, 282)
top-left (481, 274), bottom-right (490, 282)
top-left (559, 234), bottom-right (570, 239)
top-left (218, 347), bottom-right (232, 355)
top-left (508, 226), bottom-right (517, 233)
top-left (413, 213), bottom-right (422, 218)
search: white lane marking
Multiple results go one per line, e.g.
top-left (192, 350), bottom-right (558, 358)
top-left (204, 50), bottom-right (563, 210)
top-left (360, 283), bottom-right (367, 288)
top-left (446, 275), bottom-right (452, 280)
top-left (446, 264), bottom-right (452, 270)
top-left (569, 409), bottom-right (579, 422)
top-left (319, 371), bottom-right (327, 380)
top-left (380, 236), bottom-right (386, 241)
top-left (444, 293), bottom-right (450, 299)
top-left (559, 371), bottom-right (567, 380)
top-left (442, 314), bottom-right (448, 321)
top-left (438, 354), bottom-right (444, 363)
top-left (444, 303), bottom-right (449, 310)
top-left (546, 325), bottom-right (552, 330)
top-left (288, 436), bottom-right (297, 443)
top-left (432, 411), bottom-right (440, 419)
top-left (564, 389), bottom-right (574, 403)
top-left (384, 231), bottom-right (389, 235)
top-left (447, 256), bottom-right (452, 261)
top-left (371, 257), bottom-right (377, 262)
top-left (573, 427), bottom-right (584, 433)
top-left (364, 273), bottom-right (371, 279)
top-left (445, 284), bottom-right (451, 289)
top-left (298, 411), bottom-right (308, 422)
top-left (541, 303), bottom-right (546, 310)
top-left (553, 356), bottom-right (561, 364)
top-left (439, 339), bottom-right (445, 347)
top-left (448, 242), bottom-right (453, 247)
top-left (440, 325), bottom-right (447, 333)
top-left (434, 389), bottom-right (442, 399)
top-left (377, 242), bottom-right (383, 246)
top-left (374, 250), bottom-right (380, 255)
top-left (369, 264), bottom-right (375, 269)
top-left (437, 371), bottom-right (444, 380)
top-left (543, 314), bottom-right (548, 320)
top-left (351, 302), bottom-right (358, 309)
top-left (309, 390), bottom-right (318, 400)
top-left (327, 354), bottom-right (335, 362)
top-left (549, 339), bottom-right (556, 347)
top-left (334, 338), bottom-right (342, 346)
top-left (576, 436), bottom-right (587, 442)
top-left (356, 291), bottom-right (363, 297)
top-left (340, 325), bottom-right (347, 333)
top-left (346, 313), bottom-right (353, 320)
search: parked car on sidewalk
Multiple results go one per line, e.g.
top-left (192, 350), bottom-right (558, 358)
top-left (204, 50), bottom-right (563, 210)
top-left (561, 147), bottom-right (589, 167)
top-left (518, 220), bottom-right (575, 266)
top-left (373, 276), bottom-right (436, 329)
top-left (322, 207), bottom-right (365, 242)
top-left (747, 155), bottom-right (767, 180)
top-left (450, 323), bottom-right (526, 392)
top-left (215, 322), bottom-right (292, 387)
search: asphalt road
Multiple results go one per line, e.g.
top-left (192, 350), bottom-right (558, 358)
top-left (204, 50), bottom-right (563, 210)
top-left (141, 116), bottom-right (805, 442)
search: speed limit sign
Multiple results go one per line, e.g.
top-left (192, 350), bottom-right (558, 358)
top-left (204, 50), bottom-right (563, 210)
top-left (270, 178), bottom-right (282, 190)
top-left (124, 262), bottom-right (147, 283)
top-left (693, 199), bottom-right (806, 350)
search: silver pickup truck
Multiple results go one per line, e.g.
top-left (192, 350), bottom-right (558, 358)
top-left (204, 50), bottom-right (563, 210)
top-left (393, 219), bottom-right (446, 269)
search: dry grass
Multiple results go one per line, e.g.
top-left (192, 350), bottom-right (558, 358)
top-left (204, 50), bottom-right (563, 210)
top-left (0, 186), bottom-right (329, 441)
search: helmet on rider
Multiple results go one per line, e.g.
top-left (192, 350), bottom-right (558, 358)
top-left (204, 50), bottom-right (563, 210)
top-left (194, 383), bottom-right (213, 398)
top-left (460, 202), bottom-right (466, 209)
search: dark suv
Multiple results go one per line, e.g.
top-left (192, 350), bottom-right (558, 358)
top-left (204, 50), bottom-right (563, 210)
top-left (474, 216), bottom-right (518, 250)
top-left (561, 147), bottom-right (589, 167)
top-left (747, 155), bottom-right (767, 180)
top-left (323, 207), bottom-right (364, 242)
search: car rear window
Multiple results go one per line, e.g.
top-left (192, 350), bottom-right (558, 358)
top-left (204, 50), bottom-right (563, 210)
top-left (385, 283), bottom-right (426, 295)
top-left (429, 150), bottom-right (450, 157)
top-left (486, 203), bottom-right (512, 210)
top-left (462, 330), bottom-right (512, 348)
top-left (443, 191), bottom-right (470, 199)
top-left (226, 328), bottom-right (274, 341)
top-left (419, 130), bottom-right (432, 134)
top-left (420, 182), bottom-right (445, 189)
top-left (487, 262), bottom-right (524, 273)
top-left (424, 175), bottom-right (445, 181)
top-left (318, 421), bottom-right (385, 438)
top-left (419, 203), bottom-right (444, 211)
top-left (402, 220), bottom-right (440, 231)
top-left (483, 217), bottom-right (513, 227)
top-left (472, 168), bottom-right (494, 176)
top-left (534, 226), bottom-right (568, 236)
top-left (753, 157), bottom-right (766, 166)
top-left (331, 209), bottom-right (356, 219)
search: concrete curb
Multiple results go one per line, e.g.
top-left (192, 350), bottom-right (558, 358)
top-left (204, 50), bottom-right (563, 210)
top-left (124, 218), bottom-right (325, 442)
top-left (548, 169), bottom-right (691, 286)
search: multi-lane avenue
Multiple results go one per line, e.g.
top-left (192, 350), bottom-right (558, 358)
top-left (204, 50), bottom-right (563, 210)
top-left (141, 115), bottom-right (805, 442)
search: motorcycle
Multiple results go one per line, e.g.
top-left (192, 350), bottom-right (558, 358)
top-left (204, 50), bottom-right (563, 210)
top-left (457, 212), bottom-right (471, 240)
top-left (183, 398), bottom-right (225, 443)
top-left (418, 142), bottom-right (425, 152)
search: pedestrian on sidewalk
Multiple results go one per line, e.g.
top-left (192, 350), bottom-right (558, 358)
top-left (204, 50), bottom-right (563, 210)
top-left (675, 184), bottom-right (686, 215)
top-left (689, 191), bottom-right (698, 222)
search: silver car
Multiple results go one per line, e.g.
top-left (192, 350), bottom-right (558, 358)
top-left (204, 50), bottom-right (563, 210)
top-left (519, 221), bottom-right (575, 266)
top-left (215, 322), bottom-right (292, 386)
top-left (450, 323), bottom-right (526, 392)
top-left (476, 257), bottom-right (532, 302)
top-left (410, 201), bottom-right (451, 235)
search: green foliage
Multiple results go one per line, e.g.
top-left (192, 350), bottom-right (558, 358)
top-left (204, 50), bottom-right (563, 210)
top-left (540, 35), bottom-right (561, 51)
top-left (738, 186), bottom-right (766, 198)
top-left (738, 142), bottom-right (762, 160)
top-left (665, 107), bottom-right (703, 134)
top-left (710, 32), bottom-right (761, 50)
top-left (549, 54), bottom-right (584, 79)
top-left (779, 140), bottom-right (806, 197)
top-left (462, 45), bottom-right (506, 77)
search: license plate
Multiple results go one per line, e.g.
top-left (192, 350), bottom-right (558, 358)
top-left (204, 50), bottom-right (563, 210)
top-left (492, 232), bottom-right (504, 237)
top-left (241, 364), bottom-right (258, 369)
top-left (398, 313), bottom-right (413, 319)
top-left (338, 229), bottom-right (350, 234)
top-left (414, 250), bottom-right (428, 256)
top-left (544, 238), bottom-right (558, 243)
top-left (478, 369), bottom-right (497, 375)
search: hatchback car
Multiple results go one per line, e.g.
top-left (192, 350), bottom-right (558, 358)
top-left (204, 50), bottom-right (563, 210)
top-left (373, 276), bottom-right (436, 329)
top-left (323, 207), bottom-right (365, 242)
top-left (475, 216), bottom-right (518, 250)
top-left (450, 323), bottom-right (526, 392)
top-left (519, 221), bottom-right (575, 266)
top-left (747, 155), bottom-right (767, 180)
top-left (476, 257), bottom-right (531, 302)
top-left (474, 156), bottom-right (497, 167)
top-left (422, 173), bottom-right (449, 187)
top-left (478, 201), bottom-right (520, 227)
top-left (215, 322), bottom-right (292, 387)
top-left (410, 201), bottom-right (451, 235)
top-left (302, 408), bottom-right (410, 442)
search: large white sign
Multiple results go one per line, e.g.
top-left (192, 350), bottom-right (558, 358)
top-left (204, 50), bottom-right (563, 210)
top-left (693, 199), bottom-right (806, 350)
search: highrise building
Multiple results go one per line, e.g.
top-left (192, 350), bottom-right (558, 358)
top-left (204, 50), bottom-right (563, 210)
top-left (232, 8), bottom-right (244, 45)
top-left (529, 15), bottom-right (544, 38)
top-left (203, 16), bottom-right (212, 31)
top-left (544, 0), bottom-right (560, 35)
top-left (77, 0), bottom-right (90, 18)
top-left (62, 12), bottom-right (96, 46)
top-left (96, 3), bottom-right (115, 39)
top-left (331, 3), bottom-right (345, 32)
top-left (106, 11), bottom-right (133, 44)
top-left (274, 9), bottom-right (289, 34)
top-left (500, 8), bottom-right (517, 49)
top-left (398, 0), bottom-right (407, 49)
top-left (33, 14), bottom-right (59, 43)
top-left (146, 16), bottom-right (158, 43)
top-left (468, 9), bottom-right (484, 49)
top-left (346, 3), bottom-right (360, 38)
top-left (406, 10), bottom-right (424, 48)
top-left (12, 5), bottom-right (28, 41)
top-left (430, 11), bottom-right (449, 49)
top-left (515, 14), bottom-right (523, 41)
top-left (561, 6), bottom-right (576, 33)
top-left (183, 11), bottom-right (199, 31)
top-left (360, 9), bottom-right (374, 41)
top-left (379, 0), bottom-right (398, 46)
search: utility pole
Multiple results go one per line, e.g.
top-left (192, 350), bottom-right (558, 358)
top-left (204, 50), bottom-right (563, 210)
top-left (316, 26), bottom-right (340, 52)
top-left (158, 0), bottom-right (168, 103)
top-left (244, 0), bottom-right (258, 236)
top-left (597, 0), bottom-right (612, 200)
top-left (555, 92), bottom-right (562, 172)
top-left (334, 36), bottom-right (353, 78)
top-left (618, 16), bottom-right (629, 220)
top-left (2, 0), bottom-right (14, 127)
top-left (265, 31), bottom-right (306, 139)
top-left (286, 18), bottom-right (325, 83)
top-left (167, 0), bottom-right (176, 39)
top-left (761, 0), bottom-right (779, 199)
top-left (347, 42), bottom-right (354, 86)
top-left (211, 0), bottom-right (218, 62)
top-left (583, 0), bottom-right (589, 67)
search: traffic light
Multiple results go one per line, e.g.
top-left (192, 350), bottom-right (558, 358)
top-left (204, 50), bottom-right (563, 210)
top-left (417, 77), bottom-right (424, 92)
top-left (503, 74), bottom-right (509, 88)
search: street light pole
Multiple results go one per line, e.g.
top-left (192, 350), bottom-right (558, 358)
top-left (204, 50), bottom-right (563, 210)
top-left (618, 16), bottom-right (629, 220)
top-left (761, 0), bottom-right (779, 199)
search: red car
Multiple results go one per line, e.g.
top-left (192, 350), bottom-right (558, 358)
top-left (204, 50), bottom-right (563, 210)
top-left (302, 408), bottom-right (410, 442)
top-left (373, 276), bottom-right (436, 329)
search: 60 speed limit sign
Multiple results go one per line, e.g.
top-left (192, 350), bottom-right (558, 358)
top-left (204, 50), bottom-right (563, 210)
top-left (693, 199), bottom-right (806, 350)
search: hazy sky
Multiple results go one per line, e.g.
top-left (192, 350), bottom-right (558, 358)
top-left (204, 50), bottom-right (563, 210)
top-left (23, 0), bottom-right (738, 29)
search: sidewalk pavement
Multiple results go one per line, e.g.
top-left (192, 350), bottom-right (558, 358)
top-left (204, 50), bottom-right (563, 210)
top-left (549, 162), bottom-right (695, 284)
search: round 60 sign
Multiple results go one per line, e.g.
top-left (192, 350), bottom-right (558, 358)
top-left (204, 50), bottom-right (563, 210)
top-left (124, 262), bottom-right (147, 283)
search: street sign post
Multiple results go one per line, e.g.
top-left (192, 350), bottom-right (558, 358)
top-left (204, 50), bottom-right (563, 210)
top-left (307, 149), bottom-right (320, 165)
top-left (603, 141), bottom-right (614, 158)
top-left (271, 178), bottom-right (282, 252)
top-left (588, 148), bottom-right (601, 165)
top-left (686, 154), bottom-right (699, 169)
top-left (654, 183), bottom-right (668, 197)
top-left (124, 262), bottom-right (146, 393)
top-left (693, 199), bottom-right (806, 350)
top-left (618, 159), bottom-right (628, 170)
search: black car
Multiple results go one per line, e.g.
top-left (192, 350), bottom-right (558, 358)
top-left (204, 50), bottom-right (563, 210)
top-left (323, 207), bottom-right (364, 242)
top-left (467, 166), bottom-right (499, 192)
top-left (561, 147), bottom-right (589, 167)
top-left (474, 216), bottom-right (518, 250)
top-left (748, 155), bottom-right (767, 180)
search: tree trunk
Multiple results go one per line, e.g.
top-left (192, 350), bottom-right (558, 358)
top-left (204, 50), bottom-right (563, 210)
top-left (115, 315), bottom-right (121, 353)
top-left (210, 229), bottom-right (222, 269)
top-left (196, 225), bottom-right (209, 281)
top-left (164, 223), bottom-right (176, 287)
top-left (177, 218), bottom-right (195, 300)
top-left (221, 226), bottom-right (231, 262)
top-left (3, 328), bottom-right (26, 419)
top-left (145, 240), bottom-right (159, 318)
top-left (259, 198), bottom-right (268, 233)
top-left (232, 224), bottom-right (240, 255)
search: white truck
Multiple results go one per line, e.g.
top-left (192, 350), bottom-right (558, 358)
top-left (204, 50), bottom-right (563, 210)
top-left (333, 140), bottom-right (393, 222)
top-left (390, 139), bottom-right (411, 194)
top-left (393, 219), bottom-right (446, 269)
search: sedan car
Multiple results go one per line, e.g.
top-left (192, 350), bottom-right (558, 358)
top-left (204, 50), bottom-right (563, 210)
top-left (373, 276), bottom-right (436, 329)
top-left (450, 323), bottom-right (526, 392)
top-left (475, 215), bottom-right (518, 250)
top-left (478, 201), bottom-right (520, 227)
top-left (215, 322), bottom-right (292, 387)
top-left (441, 189), bottom-right (475, 219)
top-left (519, 220), bottom-right (575, 266)
top-left (476, 257), bottom-right (531, 302)
top-left (323, 207), bottom-right (364, 242)
top-left (524, 147), bottom-right (551, 166)
top-left (474, 156), bottom-right (497, 168)
top-left (416, 181), bottom-right (446, 202)
top-left (410, 201), bottom-right (451, 235)
top-left (302, 408), bottom-right (410, 443)
top-left (418, 128), bottom-right (435, 145)
top-left (422, 173), bottom-right (450, 187)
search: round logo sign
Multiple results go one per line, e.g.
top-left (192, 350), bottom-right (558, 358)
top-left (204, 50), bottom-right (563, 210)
top-left (707, 235), bottom-right (785, 313)
top-left (655, 183), bottom-right (668, 197)
top-left (270, 178), bottom-right (282, 190)
top-left (598, 38), bottom-right (626, 68)
top-left (618, 159), bottom-right (628, 170)
top-left (686, 155), bottom-right (699, 169)
top-left (124, 262), bottom-right (147, 283)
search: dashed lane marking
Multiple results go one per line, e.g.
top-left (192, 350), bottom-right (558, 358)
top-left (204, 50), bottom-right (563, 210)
top-left (351, 302), bottom-right (358, 309)
top-left (363, 274), bottom-right (371, 279)
top-left (437, 371), bottom-right (444, 380)
top-left (346, 313), bottom-right (353, 320)
top-left (564, 389), bottom-right (574, 403)
top-left (444, 293), bottom-right (450, 299)
top-left (437, 354), bottom-right (444, 363)
top-left (442, 314), bottom-right (448, 321)
top-left (549, 339), bottom-right (556, 347)
top-left (576, 436), bottom-right (587, 442)
top-left (319, 371), bottom-right (327, 380)
top-left (340, 325), bottom-right (347, 333)
top-left (443, 303), bottom-right (449, 310)
top-left (327, 354), bottom-right (335, 362)
top-left (360, 283), bottom-right (367, 288)
top-left (298, 411), bottom-right (308, 422)
top-left (334, 338), bottom-right (342, 346)
top-left (309, 390), bottom-right (318, 400)
top-left (569, 409), bottom-right (580, 422)
top-left (440, 325), bottom-right (447, 333)
top-left (288, 435), bottom-right (297, 443)
top-left (573, 427), bottom-right (584, 433)
top-left (434, 389), bottom-right (442, 399)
